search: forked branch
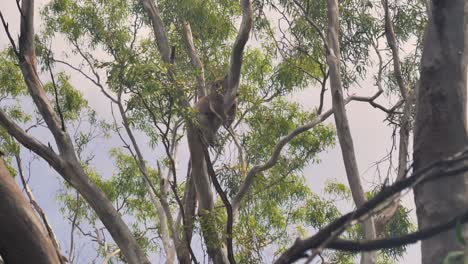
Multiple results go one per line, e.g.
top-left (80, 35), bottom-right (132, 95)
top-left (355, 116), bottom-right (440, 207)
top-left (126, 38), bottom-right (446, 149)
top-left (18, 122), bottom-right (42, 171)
top-left (225, 0), bottom-right (253, 110)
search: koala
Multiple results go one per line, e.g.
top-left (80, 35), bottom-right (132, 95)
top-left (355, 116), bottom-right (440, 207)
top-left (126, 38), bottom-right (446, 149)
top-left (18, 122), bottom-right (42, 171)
top-left (194, 75), bottom-right (237, 146)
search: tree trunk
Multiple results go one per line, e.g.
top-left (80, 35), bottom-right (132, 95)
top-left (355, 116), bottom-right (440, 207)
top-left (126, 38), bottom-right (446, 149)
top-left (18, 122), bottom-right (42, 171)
top-left (0, 158), bottom-right (60, 264)
top-left (326, 0), bottom-right (377, 263)
top-left (187, 125), bottom-right (229, 264)
top-left (413, 0), bottom-right (468, 263)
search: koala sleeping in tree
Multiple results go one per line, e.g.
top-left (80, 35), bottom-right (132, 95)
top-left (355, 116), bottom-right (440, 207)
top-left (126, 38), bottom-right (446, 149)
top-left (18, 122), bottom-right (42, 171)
top-left (194, 75), bottom-right (237, 146)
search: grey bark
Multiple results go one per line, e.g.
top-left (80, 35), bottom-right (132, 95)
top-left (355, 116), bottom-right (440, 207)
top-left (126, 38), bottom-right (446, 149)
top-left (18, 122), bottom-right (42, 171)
top-left (0, 158), bottom-right (60, 264)
top-left (374, 0), bottom-right (413, 233)
top-left (186, 125), bottom-right (230, 264)
top-left (413, 0), bottom-right (468, 263)
top-left (182, 21), bottom-right (206, 99)
top-left (0, 1), bottom-right (150, 263)
top-left (117, 101), bottom-right (181, 263)
top-left (15, 154), bottom-right (64, 262)
top-left (325, 0), bottom-right (377, 263)
top-left (141, 0), bottom-right (230, 261)
top-left (141, 1), bottom-right (252, 263)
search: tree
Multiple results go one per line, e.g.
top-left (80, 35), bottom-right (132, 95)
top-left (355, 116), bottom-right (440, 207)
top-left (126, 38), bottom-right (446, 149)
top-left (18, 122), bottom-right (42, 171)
top-left (1, 0), bottom-right (457, 263)
top-left (413, 0), bottom-right (468, 263)
top-left (0, 156), bottom-right (60, 264)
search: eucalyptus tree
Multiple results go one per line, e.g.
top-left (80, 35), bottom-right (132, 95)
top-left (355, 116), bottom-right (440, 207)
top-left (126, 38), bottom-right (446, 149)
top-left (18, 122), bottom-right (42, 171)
top-left (413, 0), bottom-right (468, 263)
top-left (0, 0), bottom-right (434, 263)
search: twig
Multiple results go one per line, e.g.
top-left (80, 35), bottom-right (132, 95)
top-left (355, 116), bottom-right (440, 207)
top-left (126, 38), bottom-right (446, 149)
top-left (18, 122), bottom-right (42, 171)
top-left (46, 48), bottom-right (66, 131)
top-left (15, 153), bottom-right (66, 263)
top-left (0, 11), bottom-right (20, 58)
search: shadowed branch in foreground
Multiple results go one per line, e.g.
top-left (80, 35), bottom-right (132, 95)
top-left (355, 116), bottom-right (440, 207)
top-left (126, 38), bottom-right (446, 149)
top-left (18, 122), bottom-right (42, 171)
top-left (275, 147), bottom-right (468, 264)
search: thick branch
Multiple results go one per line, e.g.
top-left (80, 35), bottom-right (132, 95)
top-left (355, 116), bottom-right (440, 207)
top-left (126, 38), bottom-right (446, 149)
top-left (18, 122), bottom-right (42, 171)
top-left (201, 138), bottom-right (236, 264)
top-left (0, 158), bottom-right (60, 264)
top-left (141, 0), bottom-right (171, 63)
top-left (1, 2), bottom-right (150, 262)
top-left (182, 21), bottom-right (206, 98)
top-left (10, 1), bottom-right (69, 153)
top-left (225, 0), bottom-right (253, 109)
top-left (0, 109), bottom-right (60, 168)
top-left (325, 0), bottom-right (376, 263)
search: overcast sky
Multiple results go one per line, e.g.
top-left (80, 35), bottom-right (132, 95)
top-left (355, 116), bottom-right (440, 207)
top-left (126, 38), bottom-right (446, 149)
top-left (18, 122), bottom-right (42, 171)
top-left (0, 0), bottom-right (421, 263)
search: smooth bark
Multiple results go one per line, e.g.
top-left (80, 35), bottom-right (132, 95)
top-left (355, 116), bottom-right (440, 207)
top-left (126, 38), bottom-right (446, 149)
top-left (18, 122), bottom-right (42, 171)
top-left (182, 21), bottom-right (206, 99)
top-left (371, 0), bottom-right (416, 235)
top-left (0, 1), bottom-right (150, 263)
top-left (0, 158), bottom-right (60, 264)
top-left (326, 0), bottom-right (377, 263)
top-left (142, 1), bottom-right (252, 263)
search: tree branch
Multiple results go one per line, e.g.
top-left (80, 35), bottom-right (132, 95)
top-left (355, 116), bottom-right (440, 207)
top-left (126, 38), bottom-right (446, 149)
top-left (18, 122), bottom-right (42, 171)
top-left (1, 2), bottom-right (150, 262)
top-left (275, 147), bottom-right (468, 263)
top-left (0, 12), bottom-right (20, 57)
top-left (292, 0), bottom-right (329, 53)
top-left (328, 206), bottom-right (468, 252)
top-left (381, 0), bottom-right (407, 99)
top-left (201, 137), bottom-right (236, 264)
top-left (141, 0), bottom-right (171, 63)
top-left (15, 153), bottom-right (66, 263)
top-left (182, 21), bottom-right (206, 99)
top-left (46, 50), bottom-right (65, 131)
top-left (325, 1), bottom-right (377, 262)
top-left (0, 109), bottom-right (60, 168)
top-left (232, 98), bottom-right (350, 211)
top-left (225, 0), bottom-right (253, 110)
top-left (0, 158), bottom-right (60, 264)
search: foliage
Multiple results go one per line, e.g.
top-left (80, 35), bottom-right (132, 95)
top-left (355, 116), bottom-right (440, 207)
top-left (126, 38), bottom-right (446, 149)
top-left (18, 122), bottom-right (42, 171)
top-left (0, 0), bottom-right (429, 262)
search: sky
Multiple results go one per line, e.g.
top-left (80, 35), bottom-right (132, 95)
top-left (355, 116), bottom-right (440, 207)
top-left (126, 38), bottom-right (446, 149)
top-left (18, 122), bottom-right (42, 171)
top-left (0, 0), bottom-right (421, 263)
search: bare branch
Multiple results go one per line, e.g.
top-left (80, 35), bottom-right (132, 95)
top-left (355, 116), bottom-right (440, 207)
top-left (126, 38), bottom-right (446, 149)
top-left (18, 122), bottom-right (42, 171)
top-left (15, 0), bottom-right (25, 18)
top-left (53, 58), bottom-right (117, 103)
top-left (101, 249), bottom-right (121, 264)
top-left (233, 98), bottom-right (351, 211)
top-left (381, 0), bottom-right (407, 99)
top-left (225, 0), bottom-right (253, 109)
top-left (46, 50), bottom-right (65, 131)
top-left (0, 109), bottom-right (60, 168)
top-left (328, 205), bottom-right (468, 252)
top-left (373, 1), bottom-right (413, 232)
top-left (275, 147), bottom-right (468, 263)
top-left (141, 0), bottom-right (172, 63)
top-left (182, 21), bottom-right (206, 99)
top-left (0, 12), bottom-right (20, 57)
top-left (15, 153), bottom-right (66, 263)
